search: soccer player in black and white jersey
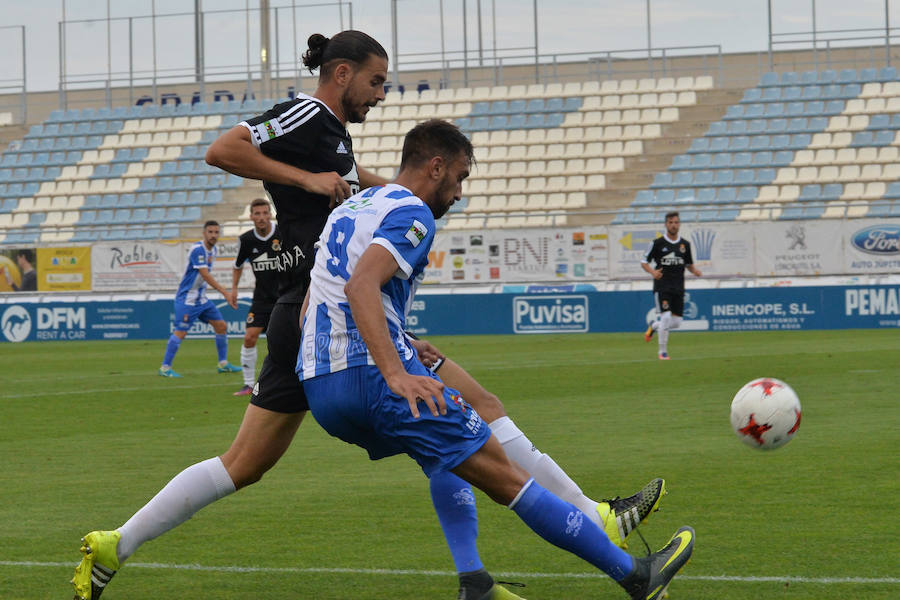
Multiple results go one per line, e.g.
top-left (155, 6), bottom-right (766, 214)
top-left (641, 211), bottom-right (702, 359)
top-left (72, 31), bottom-right (663, 600)
top-left (231, 198), bottom-right (280, 396)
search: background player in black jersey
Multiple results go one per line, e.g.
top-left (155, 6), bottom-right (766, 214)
top-left (641, 211), bottom-right (702, 359)
top-left (72, 31), bottom-right (661, 600)
top-left (231, 198), bottom-right (280, 396)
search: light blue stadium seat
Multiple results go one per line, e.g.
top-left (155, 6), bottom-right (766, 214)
top-left (692, 170), bottom-right (713, 187)
top-left (692, 153), bottom-right (712, 169)
top-left (823, 100), bottom-right (844, 115)
top-left (117, 193), bottom-right (135, 208)
top-left (525, 114), bottom-right (545, 128)
top-left (744, 119), bottom-right (764, 134)
top-left (714, 170), bottom-right (734, 186)
top-left (633, 190), bottom-right (654, 206)
top-left (489, 100), bottom-right (509, 115)
top-left (697, 188), bottom-right (716, 204)
top-left (471, 101), bottom-right (490, 116)
top-left (153, 191), bottom-right (172, 206)
top-left (772, 150), bottom-right (794, 166)
top-left (741, 88), bottom-right (762, 103)
top-left (840, 83), bottom-right (861, 98)
top-left (132, 192), bottom-right (151, 207)
top-left (737, 186), bottom-right (757, 203)
top-left (782, 86), bottom-right (802, 101)
top-left (761, 87), bottom-right (781, 102)
top-left (755, 167), bottom-right (777, 184)
top-left (851, 131), bottom-right (874, 147)
top-left (3, 183), bottom-right (23, 198)
top-left (724, 105), bottom-right (744, 119)
top-left (822, 84), bottom-right (841, 98)
top-left (0, 198), bottom-right (15, 213)
top-left (159, 161), bottom-right (177, 175)
top-left (838, 68), bottom-right (857, 83)
top-left (766, 118), bottom-right (787, 134)
top-left (748, 135), bottom-right (768, 151)
top-left (818, 69), bottom-right (838, 83)
top-left (780, 71), bottom-right (799, 86)
top-left (205, 190), bottom-right (223, 205)
top-left (716, 187), bottom-right (737, 204)
top-left (744, 103), bottom-right (764, 118)
top-left (487, 115), bottom-right (508, 130)
top-left (147, 207), bottom-right (166, 222)
top-left (764, 102), bottom-right (784, 117)
top-left (869, 114), bottom-right (890, 129)
top-left (760, 72), bottom-right (779, 86)
top-left (563, 97), bottom-right (582, 111)
top-left (471, 116), bottom-right (490, 130)
top-left (879, 66), bottom-right (898, 81)
top-left (803, 100), bottom-right (824, 115)
top-left (544, 112), bottom-right (565, 127)
top-left (786, 117), bottom-right (807, 132)
top-left (822, 183), bottom-right (843, 200)
top-left (92, 163), bottom-right (111, 179)
top-left (710, 137), bottom-right (729, 151)
top-left (707, 121), bottom-right (727, 136)
top-left (799, 184), bottom-right (821, 202)
top-left (74, 122), bottom-right (92, 135)
top-left (99, 194), bottom-right (119, 209)
top-left (672, 171), bottom-right (696, 187)
top-left (712, 153), bottom-right (732, 168)
top-left (734, 169), bottom-right (754, 186)
top-left (800, 85), bottom-right (821, 100)
top-left (173, 175), bottom-right (191, 190)
top-left (545, 98), bottom-right (564, 113)
top-left (689, 138), bottom-right (709, 153)
top-left (778, 204), bottom-right (805, 220)
top-left (96, 209), bottom-right (115, 225)
top-left (113, 208), bottom-right (131, 223)
top-left (887, 183), bottom-right (900, 199)
top-left (728, 120), bottom-right (748, 135)
top-left (732, 152), bottom-right (753, 168)
top-left (131, 207), bottom-right (149, 222)
top-left (769, 134), bottom-right (791, 150)
top-left (166, 206), bottom-right (185, 221)
top-left (25, 213), bottom-right (45, 228)
top-left (874, 130), bottom-right (894, 146)
top-left (78, 210), bottom-right (97, 225)
top-left (184, 206), bottom-right (202, 221)
top-left (651, 172), bottom-right (673, 188)
top-left (655, 189), bottom-right (675, 205)
top-left (868, 200), bottom-right (892, 217)
top-left (1, 154), bottom-right (17, 167)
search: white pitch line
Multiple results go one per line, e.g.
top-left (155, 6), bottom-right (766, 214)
top-left (2, 382), bottom-right (231, 399)
top-left (2, 561), bottom-right (896, 585)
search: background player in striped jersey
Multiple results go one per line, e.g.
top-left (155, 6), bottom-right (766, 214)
top-left (641, 211), bottom-right (702, 360)
top-left (231, 198), bottom-right (280, 396)
top-left (158, 220), bottom-right (241, 378)
top-left (72, 32), bottom-right (660, 600)
top-left (299, 119), bottom-right (694, 600)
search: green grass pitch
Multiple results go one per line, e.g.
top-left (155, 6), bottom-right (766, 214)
top-left (1, 329), bottom-right (897, 599)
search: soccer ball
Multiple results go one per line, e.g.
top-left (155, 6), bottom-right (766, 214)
top-left (730, 378), bottom-right (801, 450)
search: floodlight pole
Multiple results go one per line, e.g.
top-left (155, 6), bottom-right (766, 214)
top-left (811, 0), bottom-right (817, 70)
top-left (646, 0), bottom-right (653, 76)
top-left (533, 0), bottom-right (539, 82)
top-left (767, 0), bottom-right (773, 71)
top-left (391, 0), bottom-right (400, 89)
top-left (886, 0), bottom-right (892, 66)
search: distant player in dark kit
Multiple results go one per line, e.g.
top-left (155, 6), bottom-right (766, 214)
top-left (231, 198), bottom-right (280, 396)
top-left (641, 211), bottom-right (702, 359)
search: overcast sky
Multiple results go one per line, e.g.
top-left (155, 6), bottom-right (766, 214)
top-left (0, 0), bottom-right (897, 92)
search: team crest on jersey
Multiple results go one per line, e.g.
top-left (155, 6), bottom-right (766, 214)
top-left (405, 219), bottom-right (428, 247)
top-left (246, 312), bottom-right (255, 324)
top-left (449, 392), bottom-right (468, 415)
top-left (679, 244), bottom-right (686, 253)
top-left (272, 238), bottom-right (281, 252)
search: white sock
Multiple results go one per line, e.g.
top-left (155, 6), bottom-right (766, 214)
top-left (240, 345), bottom-right (257, 386)
top-left (658, 311), bottom-right (671, 353)
top-left (489, 416), bottom-right (601, 525)
top-left (116, 457), bottom-right (236, 563)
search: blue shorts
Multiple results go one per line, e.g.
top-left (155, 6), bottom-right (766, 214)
top-left (303, 358), bottom-right (491, 477)
top-left (173, 299), bottom-right (223, 332)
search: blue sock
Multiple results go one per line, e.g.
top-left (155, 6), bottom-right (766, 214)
top-left (162, 334), bottom-right (182, 367)
top-left (510, 479), bottom-right (634, 581)
top-left (215, 334), bottom-right (227, 362)
top-left (430, 470), bottom-right (483, 574)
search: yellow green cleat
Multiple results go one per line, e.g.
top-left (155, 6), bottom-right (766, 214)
top-left (71, 530), bottom-right (120, 600)
top-left (597, 478), bottom-right (666, 548)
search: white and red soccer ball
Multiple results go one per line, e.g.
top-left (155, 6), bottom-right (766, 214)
top-left (730, 378), bottom-right (801, 450)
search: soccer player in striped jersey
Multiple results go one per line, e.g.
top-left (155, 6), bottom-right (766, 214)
top-left (73, 31), bottom-right (665, 600)
top-left (299, 119), bottom-right (695, 600)
top-left (158, 220), bottom-right (241, 378)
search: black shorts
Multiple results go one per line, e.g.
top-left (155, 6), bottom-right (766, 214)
top-left (250, 302), bottom-right (308, 413)
top-left (655, 290), bottom-right (685, 316)
top-left (245, 302), bottom-right (273, 332)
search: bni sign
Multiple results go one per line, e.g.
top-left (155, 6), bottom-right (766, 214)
top-left (512, 295), bottom-right (589, 334)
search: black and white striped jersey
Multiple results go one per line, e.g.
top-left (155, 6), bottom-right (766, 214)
top-left (239, 94), bottom-right (361, 302)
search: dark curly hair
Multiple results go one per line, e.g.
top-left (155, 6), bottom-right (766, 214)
top-left (301, 30), bottom-right (388, 78)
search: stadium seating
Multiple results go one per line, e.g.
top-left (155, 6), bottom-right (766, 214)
top-left (613, 67), bottom-right (900, 224)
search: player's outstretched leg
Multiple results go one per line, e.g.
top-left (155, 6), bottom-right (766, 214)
top-left (71, 530), bottom-right (121, 600)
top-left (597, 478), bottom-right (666, 548)
top-left (644, 321), bottom-right (656, 342)
top-left (618, 526), bottom-right (695, 600)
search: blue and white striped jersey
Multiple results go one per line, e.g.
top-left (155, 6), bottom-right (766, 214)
top-left (175, 241), bottom-right (217, 305)
top-left (297, 184), bottom-right (435, 381)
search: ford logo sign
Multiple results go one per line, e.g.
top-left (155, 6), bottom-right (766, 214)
top-left (851, 225), bottom-right (900, 255)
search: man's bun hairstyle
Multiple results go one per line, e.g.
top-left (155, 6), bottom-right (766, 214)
top-left (301, 30), bottom-right (388, 77)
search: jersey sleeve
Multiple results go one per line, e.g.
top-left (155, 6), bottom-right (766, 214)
top-left (233, 235), bottom-right (250, 269)
top-left (642, 240), bottom-right (658, 265)
top-left (240, 98), bottom-right (323, 153)
top-left (684, 241), bottom-right (694, 265)
top-left (189, 246), bottom-right (208, 270)
top-left (371, 204), bottom-right (435, 278)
